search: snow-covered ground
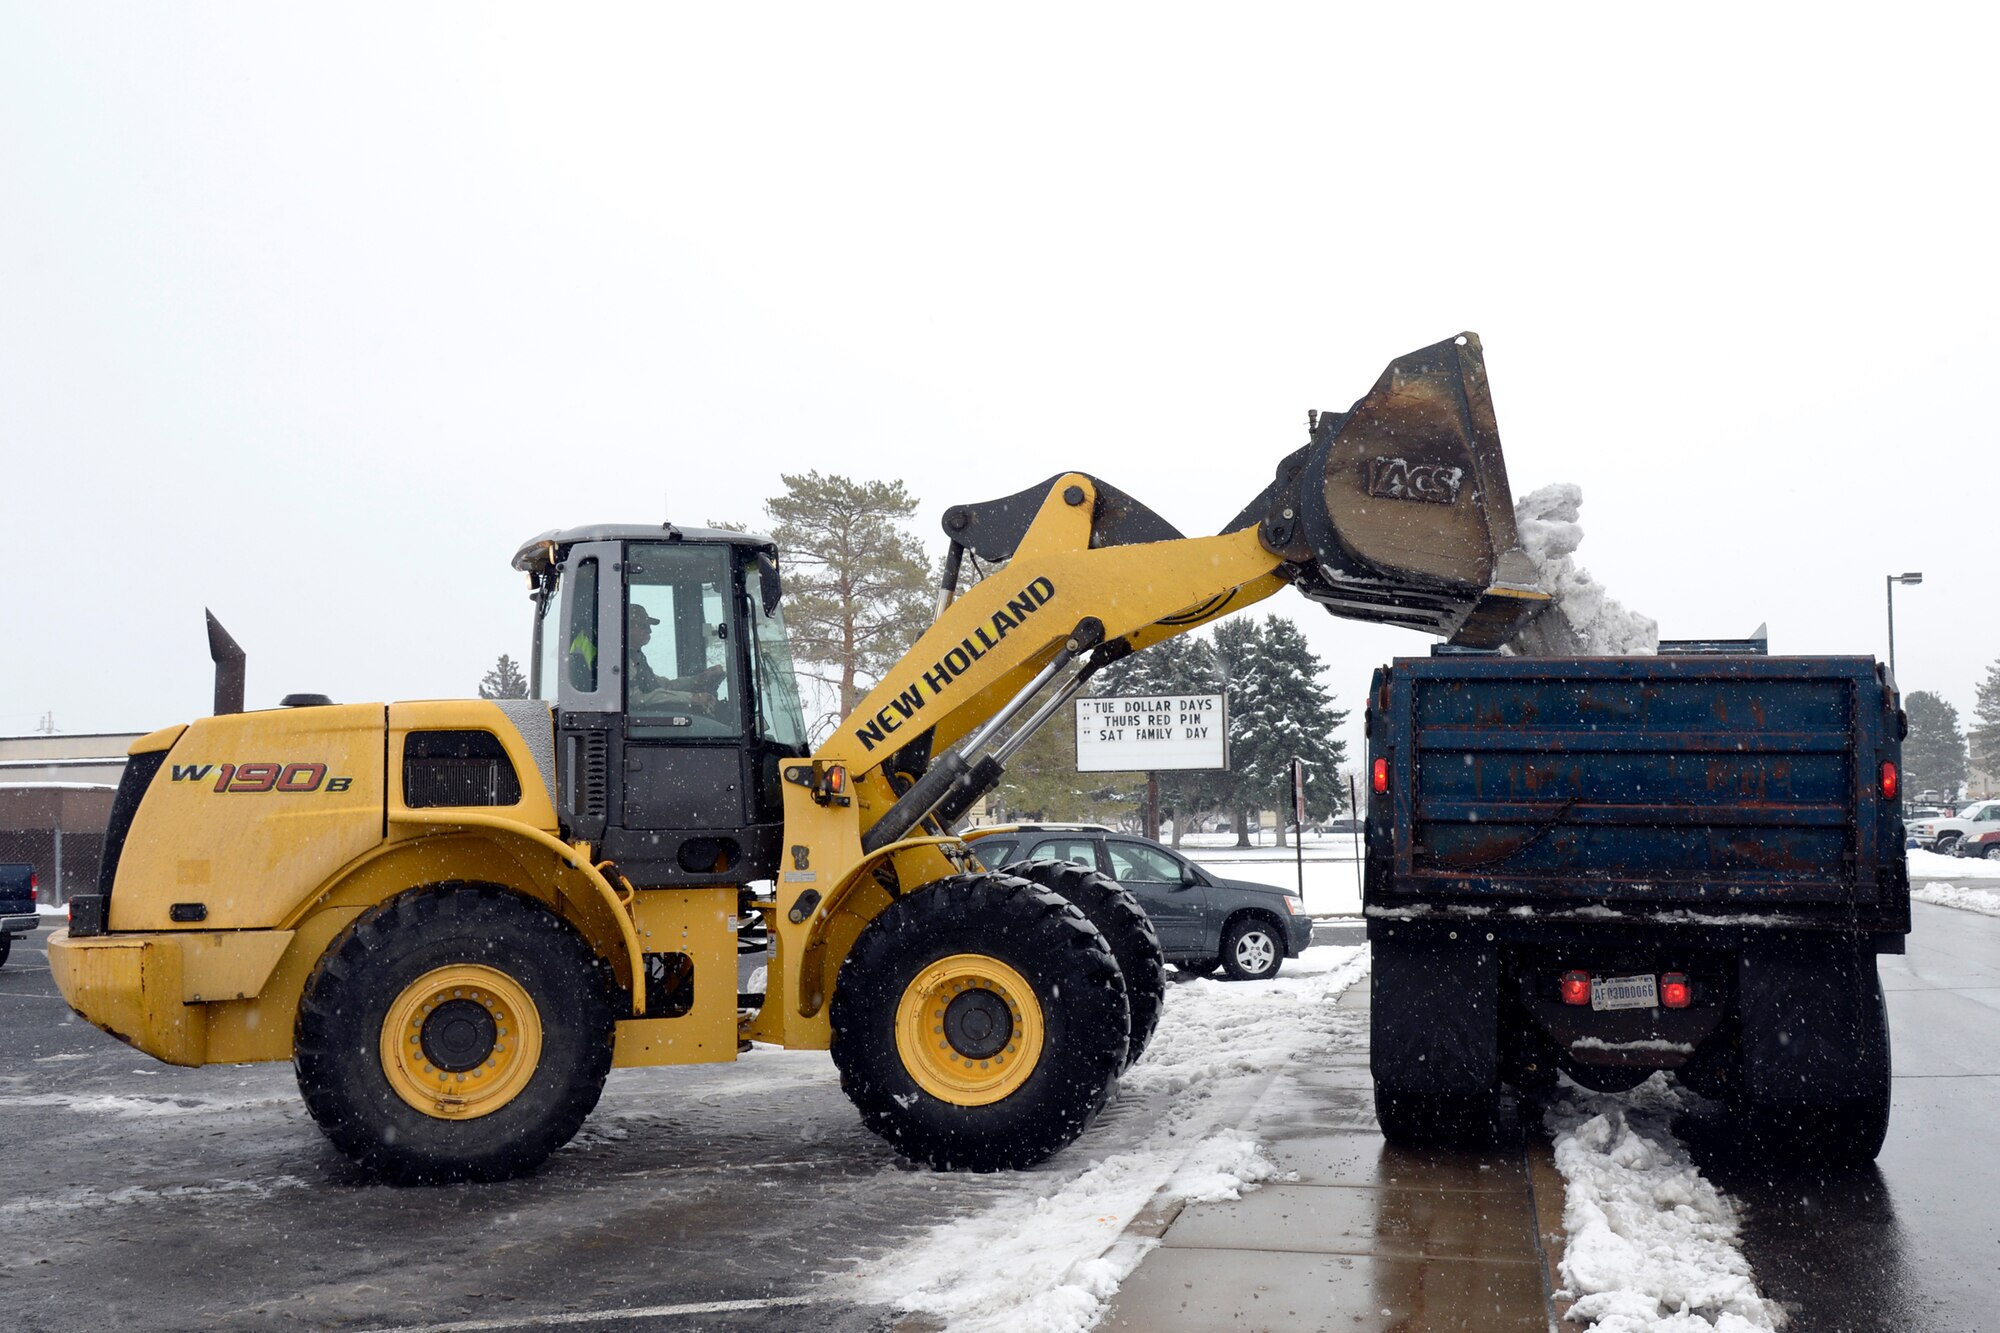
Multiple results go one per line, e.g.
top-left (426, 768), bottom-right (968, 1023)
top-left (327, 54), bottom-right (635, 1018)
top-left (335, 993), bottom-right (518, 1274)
top-left (845, 943), bottom-right (1370, 1333)
top-left (1546, 1076), bottom-right (1778, 1332)
top-left (1907, 846), bottom-right (2000, 879)
top-left (1176, 834), bottom-right (1363, 916)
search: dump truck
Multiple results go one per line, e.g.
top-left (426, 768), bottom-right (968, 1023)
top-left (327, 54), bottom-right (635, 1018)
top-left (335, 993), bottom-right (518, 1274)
top-left (1363, 645), bottom-right (1909, 1160)
top-left (52, 333), bottom-right (1549, 1183)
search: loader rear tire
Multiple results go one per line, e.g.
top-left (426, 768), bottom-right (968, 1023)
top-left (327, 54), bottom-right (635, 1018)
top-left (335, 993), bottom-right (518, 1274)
top-left (294, 885), bottom-right (615, 1184)
top-left (829, 872), bottom-right (1129, 1172)
top-left (1000, 859), bottom-right (1166, 1070)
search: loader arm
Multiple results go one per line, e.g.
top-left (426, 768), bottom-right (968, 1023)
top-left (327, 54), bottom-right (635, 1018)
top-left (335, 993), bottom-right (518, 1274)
top-left (753, 332), bottom-right (1550, 1043)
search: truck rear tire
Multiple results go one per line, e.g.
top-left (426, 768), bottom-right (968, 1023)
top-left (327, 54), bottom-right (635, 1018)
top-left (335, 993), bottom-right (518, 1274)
top-left (829, 872), bottom-right (1129, 1171)
top-left (294, 885), bottom-right (615, 1184)
top-left (1001, 859), bottom-right (1166, 1070)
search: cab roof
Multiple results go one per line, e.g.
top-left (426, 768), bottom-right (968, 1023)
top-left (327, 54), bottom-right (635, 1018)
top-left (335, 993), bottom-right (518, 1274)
top-left (511, 524), bottom-right (776, 576)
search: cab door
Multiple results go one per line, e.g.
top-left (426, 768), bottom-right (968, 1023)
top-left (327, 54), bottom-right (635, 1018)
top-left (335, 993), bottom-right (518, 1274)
top-left (614, 542), bottom-right (755, 884)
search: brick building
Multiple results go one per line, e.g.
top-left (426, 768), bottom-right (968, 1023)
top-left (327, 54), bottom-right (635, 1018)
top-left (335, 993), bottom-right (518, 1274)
top-left (0, 733), bottom-right (142, 905)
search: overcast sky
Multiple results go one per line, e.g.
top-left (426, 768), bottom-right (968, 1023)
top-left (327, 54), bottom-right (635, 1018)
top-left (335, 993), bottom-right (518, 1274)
top-left (5, 5), bottom-right (1994, 776)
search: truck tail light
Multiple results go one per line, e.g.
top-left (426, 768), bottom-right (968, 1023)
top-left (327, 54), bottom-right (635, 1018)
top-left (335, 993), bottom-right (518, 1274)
top-left (1661, 972), bottom-right (1691, 1008)
top-left (1372, 757), bottom-right (1388, 794)
top-left (1559, 970), bottom-right (1591, 1005)
top-left (1880, 762), bottom-right (1898, 801)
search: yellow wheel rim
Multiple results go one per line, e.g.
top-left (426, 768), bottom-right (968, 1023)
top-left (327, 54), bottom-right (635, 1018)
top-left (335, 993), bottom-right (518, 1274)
top-left (380, 964), bottom-right (543, 1121)
top-left (894, 953), bottom-right (1044, 1107)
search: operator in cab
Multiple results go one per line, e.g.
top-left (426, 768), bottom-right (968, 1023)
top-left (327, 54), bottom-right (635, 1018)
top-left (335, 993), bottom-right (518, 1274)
top-left (627, 604), bottom-right (724, 708)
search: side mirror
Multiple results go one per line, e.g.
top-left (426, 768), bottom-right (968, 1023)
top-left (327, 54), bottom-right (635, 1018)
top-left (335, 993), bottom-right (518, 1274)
top-left (1181, 863), bottom-right (1202, 887)
top-left (757, 551), bottom-right (783, 617)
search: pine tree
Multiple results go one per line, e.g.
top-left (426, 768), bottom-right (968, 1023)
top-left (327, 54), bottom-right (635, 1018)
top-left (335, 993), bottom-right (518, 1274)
top-left (477, 653), bottom-right (529, 700)
top-left (1973, 658), bottom-right (2000, 784)
top-left (1902, 691), bottom-right (1968, 801)
top-left (1218, 615), bottom-right (1349, 848)
top-left (764, 472), bottom-right (934, 717)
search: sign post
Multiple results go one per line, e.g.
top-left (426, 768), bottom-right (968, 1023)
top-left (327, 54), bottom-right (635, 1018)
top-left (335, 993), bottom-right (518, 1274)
top-left (1289, 755), bottom-right (1307, 902)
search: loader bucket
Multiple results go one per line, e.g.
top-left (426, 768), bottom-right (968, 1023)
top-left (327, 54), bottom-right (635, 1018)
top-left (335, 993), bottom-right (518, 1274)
top-left (1283, 332), bottom-right (1547, 648)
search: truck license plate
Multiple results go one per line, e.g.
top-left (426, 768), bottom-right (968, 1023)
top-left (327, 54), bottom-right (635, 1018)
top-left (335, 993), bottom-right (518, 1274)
top-left (1591, 974), bottom-right (1659, 1012)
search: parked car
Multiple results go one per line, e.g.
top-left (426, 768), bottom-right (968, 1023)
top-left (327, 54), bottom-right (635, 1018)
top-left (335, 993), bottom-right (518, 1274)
top-left (1951, 813), bottom-right (2000, 859)
top-left (1912, 799), bottom-right (2000, 853)
top-left (964, 823), bottom-right (1313, 980)
top-left (0, 864), bottom-right (39, 969)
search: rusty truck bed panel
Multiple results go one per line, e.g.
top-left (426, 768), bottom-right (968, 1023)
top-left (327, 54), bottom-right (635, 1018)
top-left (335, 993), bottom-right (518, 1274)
top-left (1366, 655), bottom-right (1908, 930)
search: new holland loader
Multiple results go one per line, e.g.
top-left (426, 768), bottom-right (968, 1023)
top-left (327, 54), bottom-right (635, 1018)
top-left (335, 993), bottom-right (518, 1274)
top-left (51, 333), bottom-right (1547, 1182)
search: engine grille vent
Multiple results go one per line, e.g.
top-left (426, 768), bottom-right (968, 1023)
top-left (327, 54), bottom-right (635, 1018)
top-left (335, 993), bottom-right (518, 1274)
top-left (577, 731), bottom-right (609, 820)
top-left (403, 731), bottom-right (522, 808)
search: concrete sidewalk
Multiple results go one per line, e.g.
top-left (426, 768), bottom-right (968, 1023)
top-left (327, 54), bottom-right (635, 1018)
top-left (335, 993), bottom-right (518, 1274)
top-left (1100, 978), bottom-right (1567, 1332)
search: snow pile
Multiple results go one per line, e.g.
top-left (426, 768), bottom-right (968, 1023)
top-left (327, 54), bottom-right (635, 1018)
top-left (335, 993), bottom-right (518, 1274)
top-left (1547, 1075), bottom-right (1780, 1331)
top-left (847, 944), bottom-right (1369, 1333)
top-left (1913, 882), bottom-right (2000, 917)
top-left (1907, 847), bottom-right (2000, 879)
top-left (1511, 482), bottom-right (1659, 656)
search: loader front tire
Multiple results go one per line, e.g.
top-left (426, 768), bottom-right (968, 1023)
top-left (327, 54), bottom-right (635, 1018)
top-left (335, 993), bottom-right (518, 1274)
top-left (830, 873), bottom-right (1129, 1172)
top-left (294, 885), bottom-right (614, 1184)
top-left (1000, 859), bottom-right (1166, 1070)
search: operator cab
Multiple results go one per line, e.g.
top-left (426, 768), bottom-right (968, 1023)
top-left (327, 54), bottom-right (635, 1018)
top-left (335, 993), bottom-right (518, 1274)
top-left (512, 524), bottom-right (809, 887)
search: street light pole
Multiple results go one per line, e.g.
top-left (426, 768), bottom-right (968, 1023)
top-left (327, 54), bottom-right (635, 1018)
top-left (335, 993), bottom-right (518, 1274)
top-left (1886, 571), bottom-right (1923, 681)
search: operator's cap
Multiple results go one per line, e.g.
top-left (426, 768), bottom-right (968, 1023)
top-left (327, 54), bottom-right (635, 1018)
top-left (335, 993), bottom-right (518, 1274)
top-left (628, 605), bottom-right (660, 625)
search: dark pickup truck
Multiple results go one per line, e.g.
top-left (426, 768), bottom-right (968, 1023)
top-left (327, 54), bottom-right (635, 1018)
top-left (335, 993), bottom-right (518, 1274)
top-left (1363, 651), bottom-right (1908, 1160)
top-left (1, 864), bottom-right (39, 969)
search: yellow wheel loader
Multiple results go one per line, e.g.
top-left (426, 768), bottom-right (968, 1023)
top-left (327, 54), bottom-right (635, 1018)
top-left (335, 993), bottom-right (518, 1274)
top-left (51, 333), bottom-right (1548, 1183)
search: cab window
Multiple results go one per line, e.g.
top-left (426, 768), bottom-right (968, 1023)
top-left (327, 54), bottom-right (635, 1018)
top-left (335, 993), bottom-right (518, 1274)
top-left (627, 544), bottom-right (741, 738)
top-left (565, 558), bottom-right (600, 692)
top-left (742, 549), bottom-right (809, 751)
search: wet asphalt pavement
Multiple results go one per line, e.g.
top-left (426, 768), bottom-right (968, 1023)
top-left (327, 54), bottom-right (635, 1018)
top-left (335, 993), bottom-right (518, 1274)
top-left (1675, 893), bottom-right (2000, 1331)
top-left (0, 930), bottom-right (928, 1333)
top-left (4, 900), bottom-right (1998, 1331)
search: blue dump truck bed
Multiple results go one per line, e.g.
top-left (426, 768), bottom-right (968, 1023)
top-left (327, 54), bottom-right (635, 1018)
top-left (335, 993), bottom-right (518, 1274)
top-left (1361, 653), bottom-right (1908, 1162)
top-left (1367, 654), bottom-right (1908, 933)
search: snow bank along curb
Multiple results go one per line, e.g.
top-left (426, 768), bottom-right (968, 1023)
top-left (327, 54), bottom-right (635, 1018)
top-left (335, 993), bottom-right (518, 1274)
top-left (1912, 882), bottom-right (2000, 917)
top-left (1906, 848), bottom-right (2000, 880)
top-left (846, 944), bottom-right (1370, 1333)
top-left (1546, 1075), bottom-right (1780, 1332)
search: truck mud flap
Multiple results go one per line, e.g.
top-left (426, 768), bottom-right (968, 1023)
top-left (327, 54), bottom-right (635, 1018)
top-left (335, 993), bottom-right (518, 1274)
top-left (1370, 936), bottom-right (1499, 1094)
top-left (1737, 946), bottom-right (1886, 1106)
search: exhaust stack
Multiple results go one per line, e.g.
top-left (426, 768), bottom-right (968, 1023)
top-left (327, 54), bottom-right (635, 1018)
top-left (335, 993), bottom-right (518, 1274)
top-left (206, 610), bottom-right (245, 715)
